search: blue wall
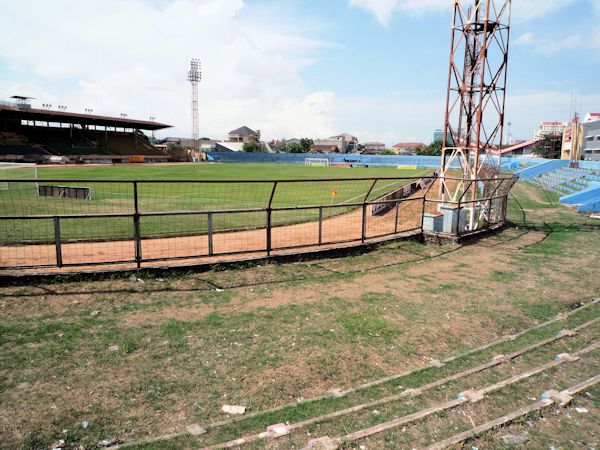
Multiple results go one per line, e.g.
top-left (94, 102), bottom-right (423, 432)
top-left (207, 152), bottom-right (548, 172)
top-left (578, 161), bottom-right (600, 170)
top-left (514, 159), bottom-right (568, 180)
top-left (560, 183), bottom-right (600, 213)
top-left (207, 152), bottom-right (456, 167)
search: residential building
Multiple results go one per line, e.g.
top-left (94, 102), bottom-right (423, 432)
top-left (361, 142), bottom-right (386, 154)
top-left (533, 121), bottom-right (567, 140)
top-left (393, 142), bottom-right (426, 155)
top-left (312, 139), bottom-right (342, 153)
top-left (228, 126), bottom-right (260, 142)
top-left (310, 143), bottom-right (341, 153)
top-left (330, 133), bottom-right (359, 152)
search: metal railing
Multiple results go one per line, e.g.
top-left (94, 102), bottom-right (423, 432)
top-left (0, 174), bottom-right (517, 272)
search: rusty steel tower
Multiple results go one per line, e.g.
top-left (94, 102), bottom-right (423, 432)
top-left (188, 58), bottom-right (202, 150)
top-left (440, 0), bottom-right (512, 206)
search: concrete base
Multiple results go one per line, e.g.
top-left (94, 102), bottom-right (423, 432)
top-left (302, 436), bottom-right (339, 450)
top-left (541, 389), bottom-right (573, 406)
top-left (439, 204), bottom-right (468, 234)
top-left (458, 389), bottom-right (484, 403)
top-left (423, 213), bottom-right (444, 232)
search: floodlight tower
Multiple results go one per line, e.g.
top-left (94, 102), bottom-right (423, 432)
top-left (440, 0), bottom-right (512, 208)
top-left (188, 58), bottom-right (202, 150)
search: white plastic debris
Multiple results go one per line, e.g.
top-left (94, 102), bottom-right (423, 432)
top-left (501, 434), bottom-right (529, 445)
top-left (186, 424), bottom-right (207, 435)
top-left (222, 404), bottom-right (246, 415)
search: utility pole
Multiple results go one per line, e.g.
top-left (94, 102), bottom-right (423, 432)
top-left (188, 59), bottom-right (202, 151)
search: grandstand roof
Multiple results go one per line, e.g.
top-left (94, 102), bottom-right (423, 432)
top-left (493, 139), bottom-right (537, 155)
top-left (0, 103), bottom-right (171, 130)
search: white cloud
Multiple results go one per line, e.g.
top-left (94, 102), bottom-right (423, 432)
top-left (515, 32), bottom-right (584, 56)
top-left (0, 0), bottom-right (334, 140)
top-left (333, 93), bottom-right (444, 146)
top-left (515, 32), bottom-right (536, 46)
top-left (349, 0), bottom-right (577, 26)
top-left (512, 0), bottom-right (576, 21)
top-left (348, 0), bottom-right (445, 25)
top-left (349, 0), bottom-right (402, 26)
top-left (266, 91), bottom-right (337, 139)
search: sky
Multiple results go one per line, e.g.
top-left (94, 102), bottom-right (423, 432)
top-left (0, 0), bottom-right (599, 147)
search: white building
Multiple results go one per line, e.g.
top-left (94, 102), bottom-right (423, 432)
top-left (532, 121), bottom-right (567, 140)
top-left (584, 113), bottom-right (600, 123)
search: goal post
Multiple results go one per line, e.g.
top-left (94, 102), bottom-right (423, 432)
top-left (305, 157), bottom-right (331, 167)
top-left (0, 162), bottom-right (38, 191)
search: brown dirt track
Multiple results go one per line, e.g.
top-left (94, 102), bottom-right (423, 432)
top-left (0, 198), bottom-right (425, 274)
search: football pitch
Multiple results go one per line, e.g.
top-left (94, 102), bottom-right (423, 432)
top-left (0, 163), bottom-right (431, 244)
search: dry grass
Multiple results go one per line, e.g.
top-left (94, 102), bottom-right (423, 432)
top-left (0, 182), bottom-right (599, 449)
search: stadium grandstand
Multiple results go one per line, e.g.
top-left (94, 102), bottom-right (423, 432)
top-left (0, 97), bottom-right (172, 163)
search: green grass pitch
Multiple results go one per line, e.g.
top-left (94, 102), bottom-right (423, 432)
top-left (0, 163), bottom-right (431, 244)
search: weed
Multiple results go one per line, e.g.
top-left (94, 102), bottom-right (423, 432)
top-left (339, 309), bottom-right (402, 341)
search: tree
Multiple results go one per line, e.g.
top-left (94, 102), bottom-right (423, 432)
top-left (299, 138), bottom-right (314, 153)
top-left (286, 143), bottom-right (304, 153)
top-left (415, 141), bottom-right (442, 156)
top-left (380, 149), bottom-right (395, 155)
top-left (532, 134), bottom-right (563, 159)
top-left (242, 141), bottom-right (264, 153)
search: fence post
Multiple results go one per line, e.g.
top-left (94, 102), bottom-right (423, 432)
top-left (455, 199), bottom-right (461, 236)
top-left (394, 199), bottom-right (400, 234)
top-left (362, 179), bottom-right (378, 244)
top-left (420, 178), bottom-right (436, 233)
top-left (133, 181), bottom-right (142, 268)
top-left (361, 203), bottom-right (367, 243)
top-left (266, 181), bottom-right (278, 255)
top-left (53, 216), bottom-right (63, 267)
top-left (318, 206), bottom-right (323, 245)
top-left (207, 212), bottom-right (213, 256)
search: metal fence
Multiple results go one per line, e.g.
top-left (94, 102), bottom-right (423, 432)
top-left (0, 174), bottom-right (517, 272)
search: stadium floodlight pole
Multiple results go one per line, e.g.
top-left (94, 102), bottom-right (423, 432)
top-left (188, 58), bottom-right (202, 151)
top-left (439, 0), bottom-right (512, 231)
